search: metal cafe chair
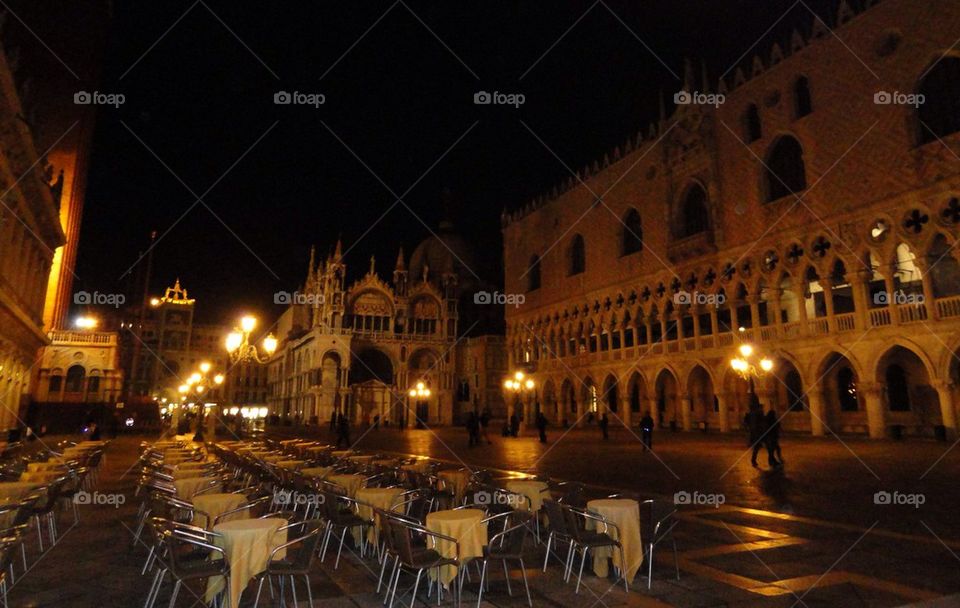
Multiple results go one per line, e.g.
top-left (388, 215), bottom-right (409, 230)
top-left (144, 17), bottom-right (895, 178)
top-left (641, 499), bottom-right (680, 588)
top-left (381, 514), bottom-right (461, 608)
top-left (563, 504), bottom-right (629, 594)
top-left (475, 510), bottom-right (535, 607)
top-left (251, 519), bottom-right (325, 608)
top-left (541, 499), bottom-right (576, 580)
top-left (147, 528), bottom-right (230, 608)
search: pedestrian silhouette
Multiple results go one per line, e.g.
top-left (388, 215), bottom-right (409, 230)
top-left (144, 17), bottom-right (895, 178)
top-left (599, 413), bottom-right (609, 440)
top-left (640, 412), bottom-right (654, 450)
top-left (744, 395), bottom-right (767, 467)
top-left (765, 409), bottom-right (783, 466)
top-left (536, 411), bottom-right (548, 443)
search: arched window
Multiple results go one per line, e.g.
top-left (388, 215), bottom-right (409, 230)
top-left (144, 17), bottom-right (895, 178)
top-left (886, 364), bottom-right (911, 411)
top-left (743, 104), bottom-right (762, 142)
top-left (621, 209), bottom-right (643, 255)
top-left (917, 57), bottom-right (960, 144)
top-left (838, 367), bottom-right (858, 411)
top-left (527, 255), bottom-right (541, 291)
top-left (568, 234), bottom-right (585, 275)
top-left (764, 136), bottom-right (806, 202)
top-left (678, 184), bottom-right (709, 238)
top-left (65, 365), bottom-right (85, 393)
top-left (785, 369), bottom-right (805, 411)
top-left (49, 375), bottom-right (62, 394)
top-left (794, 76), bottom-right (813, 118)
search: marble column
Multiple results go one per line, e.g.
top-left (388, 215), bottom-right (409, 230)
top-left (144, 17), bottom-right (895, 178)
top-left (933, 381), bottom-right (958, 438)
top-left (861, 382), bottom-right (886, 439)
top-left (806, 388), bottom-right (826, 436)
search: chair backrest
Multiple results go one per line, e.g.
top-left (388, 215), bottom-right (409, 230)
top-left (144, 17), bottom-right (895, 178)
top-left (542, 500), bottom-right (571, 536)
top-left (488, 510), bottom-right (532, 558)
top-left (382, 517), bottom-right (419, 565)
top-left (13, 495), bottom-right (40, 526)
top-left (641, 499), bottom-right (677, 544)
top-left (277, 519), bottom-right (324, 570)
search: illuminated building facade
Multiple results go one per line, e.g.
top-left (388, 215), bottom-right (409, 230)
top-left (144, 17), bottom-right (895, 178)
top-left (503, 0), bottom-right (960, 439)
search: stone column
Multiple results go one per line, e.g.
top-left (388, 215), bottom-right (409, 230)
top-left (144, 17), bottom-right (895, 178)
top-left (861, 382), bottom-right (886, 439)
top-left (748, 295), bottom-right (761, 334)
top-left (820, 278), bottom-right (836, 333)
top-left (883, 265), bottom-right (900, 326)
top-left (850, 268), bottom-right (872, 330)
top-left (681, 395), bottom-right (692, 431)
top-left (806, 387), bottom-right (826, 436)
top-left (933, 381), bottom-right (958, 439)
top-left (692, 306), bottom-right (702, 349)
top-left (795, 283), bottom-right (809, 335)
top-left (918, 261), bottom-right (938, 321)
top-left (620, 392), bottom-right (632, 428)
top-left (769, 292), bottom-right (783, 337)
top-left (676, 309), bottom-right (685, 350)
top-left (715, 392), bottom-right (730, 432)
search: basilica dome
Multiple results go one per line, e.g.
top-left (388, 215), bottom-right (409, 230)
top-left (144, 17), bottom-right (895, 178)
top-left (408, 219), bottom-right (480, 290)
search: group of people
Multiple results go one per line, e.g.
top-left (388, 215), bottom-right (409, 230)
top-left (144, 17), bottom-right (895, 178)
top-left (465, 409), bottom-right (492, 446)
top-left (745, 396), bottom-right (784, 468)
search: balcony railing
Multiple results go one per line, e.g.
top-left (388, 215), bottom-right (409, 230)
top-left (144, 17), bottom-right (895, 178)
top-left (48, 330), bottom-right (117, 345)
top-left (898, 303), bottom-right (927, 324)
top-left (835, 313), bottom-right (856, 332)
top-left (869, 307), bottom-right (891, 327)
top-left (808, 318), bottom-right (829, 335)
top-left (938, 295), bottom-right (960, 319)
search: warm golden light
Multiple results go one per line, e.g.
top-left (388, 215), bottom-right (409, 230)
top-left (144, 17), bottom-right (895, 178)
top-left (524, 379), bottom-right (535, 390)
top-left (74, 316), bottom-right (98, 329)
top-left (229, 406), bottom-right (239, 416)
top-left (738, 344), bottom-right (754, 357)
top-left (199, 361), bottom-right (211, 373)
top-left (423, 389), bottom-right (431, 397)
top-left (225, 332), bottom-right (242, 353)
top-left (259, 407), bottom-right (269, 418)
top-left (514, 371), bottom-right (524, 381)
top-left (214, 374), bottom-right (224, 385)
top-left (189, 373), bottom-right (201, 384)
top-left (760, 358), bottom-right (774, 372)
top-left (263, 334), bottom-right (278, 355)
top-left (178, 384), bottom-right (189, 394)
top-left (416, 381), bottom-right (425, 390)
top-left (409, 389), bottom-right (417, 397)
top-left (503, 379), bottom-right (513, 389)
top-left (196, 385), bottom-right (205, 393)
top-left (730, 358), bottom-right (746, 372)
top-left (240, 315), bottom-right (256, 333)
top-left (149, 297), bottom-right (160, 307)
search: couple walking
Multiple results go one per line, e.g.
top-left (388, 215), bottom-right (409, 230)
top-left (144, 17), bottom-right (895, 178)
top-left (745, 395), bottom-right (784, 468)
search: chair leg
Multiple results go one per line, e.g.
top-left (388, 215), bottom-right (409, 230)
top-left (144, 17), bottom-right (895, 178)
top-left (476, 561), bottom-right (487, 608)
top-left (575, 548), bottom-right (588, 594)
top-left (377, 552), bottom-right (389, 593)
top-left (411, 570), bottom-right (423, 606)
top-left (167, 579), bottom-right (181, 608)
top-left (384, 560), bottom-right (399, 606)
top-left (519, 559), bottom-right (532, 607)
top-left (334, 529), bottom-right (346, 569)
top-left (253, 576), bottom-right (265, 608)
top-left (647, 542), bottom-right (654, 589)
top-left (388, 564), bottom-right (402, 608)
top-left (291, 574), bottom-right (298, 607)
top-left (621, 545), bottom-right (630, 592)
top-left (673, 538), bottom-right (680, 580)
top-left (304, 573), bottom-right (314, 608)
top-left (503, 559), bottom-right (513, 596)
top-left (542, 533), bottom-right (553, 572)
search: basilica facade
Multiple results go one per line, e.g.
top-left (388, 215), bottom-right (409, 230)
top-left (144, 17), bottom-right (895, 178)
top-left (266, 224), bottom-right (506, 427)
top-left (502, 0), bottom-right (960, 439)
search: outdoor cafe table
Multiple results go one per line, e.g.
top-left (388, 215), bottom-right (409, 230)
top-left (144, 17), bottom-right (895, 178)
top-left (279, 439), bottom-right (302, 446)
top-left (438, 469), bottom-right (471, 504)
top-left (401, 460), bottom-right (432, 474)
top-left (327, 473), bottom-right (365, 498)
top-left (370, 458), bottom-right (399, 467)
top-left (174, 476), bottom-right (221, 500)
top-left (331, 450), bottom-right (353, 458)
top-left (0, 482), bottom-right (41, 501)
top-left (300, 466), bottom-right (333, 479)
top-left (425, 508), bottom-right (487, 589)
top-left (347, 455), bottom-right (376, 464)
top-left (585, 498), bottom-right (644, 581)
top-left (277, 460), bottom-right (305, 470)
top-left (205, 517), bottom-right (288, 608)
top-left (192, 492), bottom-right (248, 529)
top-left (26, 462), bottom-right (67, 473)
top-left (505, 479), bottom-right (550, 512)
top-left (354, 486), bottom-right (404, 544)
top-left (19, 470), bottom-right (64, 483)
top-left (305, 445), bottom-right (332, 455)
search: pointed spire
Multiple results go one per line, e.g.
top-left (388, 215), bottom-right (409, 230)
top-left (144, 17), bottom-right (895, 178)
top-left (395, 246), bottom-right (406, 270)
top-left (334, 237), bottom-right (342, 261)
top-left (307, 245), bottom-right (316, 281)
top-left (369, 255), bottom-right (376, 275)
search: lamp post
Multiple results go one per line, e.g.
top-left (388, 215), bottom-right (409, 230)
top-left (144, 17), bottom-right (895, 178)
top-left (407, 381), bottom-right (431, 429)
top-left (730, 342), bottom-right (774, 408)
top-left (225, 315), bottom-right (278, 364)
top-left (175, 361), bottom-right (225, 440)
top-left (504, 371), bottom-right (535, 429)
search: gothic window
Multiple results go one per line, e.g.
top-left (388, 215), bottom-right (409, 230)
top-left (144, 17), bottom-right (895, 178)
top-left (793, 76), bottom-right (812, 118)
top-left (917, 57), bottom-right (960, 144)
top-left (621, 209), bottom-right (643, 255)
top-left (66, 365), bottom-right (85, 393)
top-left (678, 184), bottom-right (709, 238)
top-left (764, 136), bottom-right (807, 202)
top-left (527, 255), bottom-right (541, 291)
top-left (49, 375), bottom-right (62, 393)
top-left (743, 104), bottom-right (762, 142)
top-left (785, 369), bottom-right (805, 411)
top-left (568, 234), bottom-right (585, 276)
top-left (88, 376), bottom-right (100, 394)
top-left (838, 367), bottom-right (858, 411)
top-left (886, 364), bottom-right (911, 411)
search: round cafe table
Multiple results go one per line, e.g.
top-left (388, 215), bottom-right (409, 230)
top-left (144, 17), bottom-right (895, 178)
top-left (19, 470), bottom-right (64, 483)
top-left (174, 476), bottom-right (221, 499)
top-left (401, 460), bottom-right (432, 474)
top-left (425, 508), bottom-right (487, 589)
top-left (192, 492), bottom-right (248, 529)
top-left (277, 460), bottom-right (305, 470)
top-left (0, 482), bottom-right (41, 501)
top-left (438, 469), bottom-right (471, 504)
top-left (205, 517), bottom-right (288, 608)
top-left (26, 462), bottom-right (67, 473)
top-left (354, 487), bottom-right (404, 544)
top-left (505, 479), bottom-right (549, 512)
top-left (327, 474), bottom-right (365, 498)
top-left (585, 498), bottom-right (644, 582)
top-left (300, 466), bottom-right (333, 479)
top-left (347, 455), bottom-right (375, 464)
top-left (331, 450), bottom-right (353, 458)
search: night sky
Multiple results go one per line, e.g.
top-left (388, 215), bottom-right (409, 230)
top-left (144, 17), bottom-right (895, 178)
top-left (75, 0), bottom-right (837, 324)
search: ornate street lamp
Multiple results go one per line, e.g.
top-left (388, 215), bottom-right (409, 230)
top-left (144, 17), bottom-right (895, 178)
top-left (504, 371), bottom-right (535, 424)
top-left (408, 381), bottom-right (431, 429)
top-left (225, 315), bottom-right (278, 364)
top-left (730, 342), bottom-right (774, 395)
top-left (173, 361), bottom-right (225, 440)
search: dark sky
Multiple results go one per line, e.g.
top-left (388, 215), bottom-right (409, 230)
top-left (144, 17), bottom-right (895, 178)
top-left (75, 0), bottom-right (838, 324)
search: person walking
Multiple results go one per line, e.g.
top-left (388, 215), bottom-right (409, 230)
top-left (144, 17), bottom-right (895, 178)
top-left (765, 409), bottom-right (783, 466)
top-left (535, 411), bottom-right (548, 443)
top-left (479, 407), bottom-right (492, 444)
top-left (599, 413), bottom-right (609, 440)
top-left (744, 396), bottom-right (767, 467)
top-left (335, 413), bottom-right (351, 448)
top-left (640, 411), bottom-right (654, 451)
top-left (466, 411), bottom-right (479, 447)
top-left (510, 413), bottom-right (520, 437)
